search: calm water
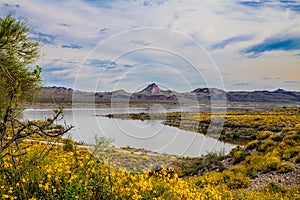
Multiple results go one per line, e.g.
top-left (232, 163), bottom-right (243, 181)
top-left (24, 107), bottom-right (234, 157)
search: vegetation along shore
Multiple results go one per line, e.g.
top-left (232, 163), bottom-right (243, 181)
top-left (1, 13), bottom-right (300, 199)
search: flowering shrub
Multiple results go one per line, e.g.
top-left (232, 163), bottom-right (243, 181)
top-left (0, 112), bottom-right (300, 199)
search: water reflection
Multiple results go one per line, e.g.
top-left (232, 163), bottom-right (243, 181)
top-left (24, 107), bottom-right (234, 157)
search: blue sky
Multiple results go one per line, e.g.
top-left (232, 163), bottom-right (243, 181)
top-left (1, 0), bottom-right (300, 92)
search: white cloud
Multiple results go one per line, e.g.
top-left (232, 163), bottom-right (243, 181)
top-left (1, 0), bottom-right (299, 91)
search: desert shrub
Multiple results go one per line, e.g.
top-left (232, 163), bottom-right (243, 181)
top-left (246, 140), bottom-right (259, 150)
top-left (0, 142), bottom-right (111, 200)
top-left (257, 131), bottom-right (274, 140)
top-left (182, 157), bottom-right (203, 176)
top-left (280, 127), bottom-right (293, 137)
top-left (196, 166), bottom-right (250, 189)
top-left (265, 182), bottom-right (286, 194)
top-left (283, 138), bottom-right (297, 146)
top-left (244, 154), bottom-right (281, 174)
top-left (262, 157), bottom-right (282, 173)
top-left (269, 134), bottom-right (283, 142)
top-left (295, 124), bottom-right (300, 132)
top-left (277, 162), bottom-right (295, 173)
top-left (257, 139), bottom-right (277, 153)
top-left (232, 185), bottom-right (300, 199)
top-left (282, 146), bottom-right (300, 160)
top-left (294, 154), bottom-right (300, 163)
top-left (63, 138), bottom-right (74, 152)
top-left (232, 149), bottom-right (251, 164)
top-left (196, 171), bottom-right (224, 186)
top-left (266, 149), bottom-right (281, 158)
top-left (282, 131), bottom-right (300, 146)
top-left (278, 139), bottom-right (285, 147)
top-left (222, 170), bottom-right (250, 189)
top-left (228, 165), bottom-right (247, 175)
top-left (181, 152), bottom-right (225, 176)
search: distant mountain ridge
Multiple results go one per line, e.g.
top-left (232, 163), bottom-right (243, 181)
top-left (34, 83), bottom-right (300, 104)
top-left (139, 83), bottom-right (161, 95)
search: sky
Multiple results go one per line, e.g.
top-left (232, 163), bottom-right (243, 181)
top-left (1, 0), bottom-right (300, 92)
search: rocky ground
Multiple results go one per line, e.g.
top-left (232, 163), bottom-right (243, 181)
top-left (248, 163), bottom-right (300, 190)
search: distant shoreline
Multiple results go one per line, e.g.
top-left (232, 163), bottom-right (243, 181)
top-left (34, 85), bottom-right (300, 105)
top-left (25, 101), bottom-right (300, 110)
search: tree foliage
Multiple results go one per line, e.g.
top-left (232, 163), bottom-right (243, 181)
top-left (0, 14), bottom-right (41, 117)
top-left (0, 14), bottom-right (72, 155)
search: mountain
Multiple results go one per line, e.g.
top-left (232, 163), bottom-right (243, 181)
top-left (33, 84), bottom-right (300, 104)
top-left (138, 83), bottom-right (161, 95)
top-left (112, 89), bottom-right (131, 98)
top-left (191, 88), bottom-right (226, 101)
top-left (227, 89), bottom-right (300, 103)
top-left (35, 86), bottom-right (94, 103)
top-left (130, 83), bottom-right (178, 101)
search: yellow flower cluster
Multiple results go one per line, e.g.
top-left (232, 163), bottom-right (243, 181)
top-left (0, 110), bottom-right (300, 199)
top-left (0, 137), bottom-right (298, 199)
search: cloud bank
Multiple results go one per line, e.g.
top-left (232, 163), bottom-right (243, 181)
top-left (0, 0), bottom-right (299, 91)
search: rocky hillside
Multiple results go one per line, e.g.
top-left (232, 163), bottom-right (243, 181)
top-left (227, 88), bottom-right (300, 103)
top-left (34, 83), bottom-right (300, 104)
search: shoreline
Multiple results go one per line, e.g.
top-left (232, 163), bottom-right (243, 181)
top-left (25, 101), bottom-right (300, 109)
top-left (102, 107), bottom-right (300, 145)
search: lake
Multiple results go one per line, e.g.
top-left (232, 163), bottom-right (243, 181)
top-left (24, 107), bottom-right (234, 157)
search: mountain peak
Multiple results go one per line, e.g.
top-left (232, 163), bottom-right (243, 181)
top-left (51, 86), bottom-right (74, 92)
top-left (192, 88), bottom-right (225, 94)
top-left (192, 88), bottom-right (210, 93)
top-left (273, 88), bottom-right (285, 93)
top-left (138, 83), bottom-right (161, 95)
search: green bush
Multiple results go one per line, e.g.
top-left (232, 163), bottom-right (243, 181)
top-left (261, 156), bottom-right (281, 173)
top-left (232, 150), bottom-right (251, 164)
top-left (295, 124), bottom-right (300, 133)
top-left (222, 170), bottom-right (250, 189)
top-left (270, 134), bottom-right (283, 142)
top-left (282, 147), bottom-right (300, 160)
top-left (246, 140), bottom-right (259, 150)
top-left (280, 127), bottom-right (293, 136)
top-left (257, 131), bottom-right (274, 140)
top-left (282, 132), bottom-right (300, 146)
top-left (265, 182), bottom-right (286, 193)
top-left (63, 138), bottom-right (74, 152)
top-left (228, 165), bottom-right (247, 175)
top-left (257, 139), bottom-right (277, 153)
top-left (283, 138), bottom-right (297, 146)
top-left (294, 154), bottom-right (300, 163)
top-left (277, 162), bottom-right (295, 173)
top-left (182, 152), bottom-right (224, 176)
top-left (245, 154), bottom-right (281, 174)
